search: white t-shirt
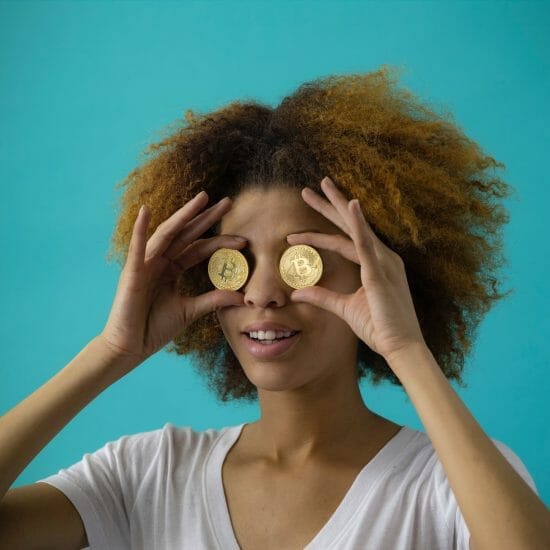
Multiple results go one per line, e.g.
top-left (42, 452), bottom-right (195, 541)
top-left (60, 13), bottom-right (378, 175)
top-left (38, 423), bottom-right (538, 550)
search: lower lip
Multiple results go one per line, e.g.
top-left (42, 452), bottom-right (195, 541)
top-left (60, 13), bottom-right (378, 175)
top-left (241, 332), bottom-right (301, 359)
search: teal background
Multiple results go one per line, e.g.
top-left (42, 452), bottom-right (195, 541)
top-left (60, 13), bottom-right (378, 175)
top-left (1, 0), bottom-right (549, 508)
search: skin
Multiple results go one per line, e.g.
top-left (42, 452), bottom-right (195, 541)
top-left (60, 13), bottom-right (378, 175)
top-left (216, 185), bottom-right (400, 465)
top-left (97, 175), bottom-right (550, 548)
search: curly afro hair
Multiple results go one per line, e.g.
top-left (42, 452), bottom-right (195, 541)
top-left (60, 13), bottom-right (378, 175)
top-left (107, 65), bottom-right (515, 404)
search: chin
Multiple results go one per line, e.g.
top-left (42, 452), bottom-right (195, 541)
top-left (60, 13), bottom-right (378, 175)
top-left (240, 361), bottom-right (313, 392)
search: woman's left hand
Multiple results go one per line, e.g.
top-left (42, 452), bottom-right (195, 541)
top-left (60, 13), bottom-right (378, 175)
top-left (288, 176), bottom-right (427, 364)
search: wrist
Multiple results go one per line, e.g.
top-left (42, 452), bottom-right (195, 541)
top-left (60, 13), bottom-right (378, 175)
top-left (385, 341), bottom-right (433, 378)
top-left (90, 334), bottom-right (144, 377)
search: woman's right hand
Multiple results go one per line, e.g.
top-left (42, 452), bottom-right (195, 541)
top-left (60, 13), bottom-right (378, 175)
top-left (98, 190), bottom-right (246, 370)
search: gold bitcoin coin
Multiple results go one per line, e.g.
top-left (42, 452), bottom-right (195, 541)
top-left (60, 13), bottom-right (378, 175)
top-left (208, 248), bottom-right (249, 291)
top-left (279, 244), bottom-right (323, 289)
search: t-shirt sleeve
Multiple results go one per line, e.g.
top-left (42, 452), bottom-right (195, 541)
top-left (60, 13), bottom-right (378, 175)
top-left (432, 438), bottom-right (539, 550)
top-left (37, 426), bottom-right (169, 550)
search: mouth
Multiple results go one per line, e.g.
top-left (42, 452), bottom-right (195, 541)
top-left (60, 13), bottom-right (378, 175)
top-left (241, 330), bottom-right (301, 359)
top-left (244, 329), bottom-right (299, 343)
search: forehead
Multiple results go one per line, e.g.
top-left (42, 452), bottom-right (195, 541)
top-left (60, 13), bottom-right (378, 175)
top-left (219, 187), bottom-right (338, 236)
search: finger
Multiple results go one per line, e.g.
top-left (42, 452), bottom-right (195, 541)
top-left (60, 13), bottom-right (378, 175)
top-left (125, 205), bottom-right (150, 275)
top-left (301, 187), bottom-right (350, 235)
top-left (290, 285), bottom-right (347, 319)
top-left (186, 289), bottom-right (245, 324)
top-left (286, 232), bottom-right (359, 264)
top-left (322, 176), bottom-right (392, 258)
top-left (144, 190), bottom-right (210, 261)
top-left (319, 176), bottom-right (356, 230)
top-left (348, 199), bottom-right (384, 283)
top-left (174, 235), bottom-right (248, 271)
top-left (152, 234), bottom-right (248, 294)
top-left (159, 197), bottom-right (233, 262)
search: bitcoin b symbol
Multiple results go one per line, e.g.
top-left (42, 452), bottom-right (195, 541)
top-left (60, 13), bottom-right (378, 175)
top-left (291, 257), bottom-right (312, 277)
top-left (208, 249), bottom-right (249, 290)
top-left (279, 245), bottom-right (323, 289)
top-left (219, 259), bottom-right (236, 281)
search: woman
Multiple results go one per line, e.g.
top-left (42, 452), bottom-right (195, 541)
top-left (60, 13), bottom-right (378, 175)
top-left (0, 67), bottom-right (548, 549)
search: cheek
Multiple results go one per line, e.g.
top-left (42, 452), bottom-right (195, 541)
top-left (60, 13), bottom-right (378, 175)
top-left (215, 307), bottom-right (251, 346)
top-left (215, 310), bottom-right (232, 339)
top-left (323, 265), bottom-right (361, 294)
top-left (301, 305), bottom-right (353, 342)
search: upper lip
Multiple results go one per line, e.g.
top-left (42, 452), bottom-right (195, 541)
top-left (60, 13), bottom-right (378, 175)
top-left (242, 322), bottom-right (300, 333)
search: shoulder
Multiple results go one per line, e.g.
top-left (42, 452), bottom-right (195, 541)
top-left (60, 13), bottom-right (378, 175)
top-left (387, 426), bottom-right (538, 496)
top-left (96, 422), bottom-right (238, 466)
top-left (396, 426), bottom-right (535, 488)
top-left (397, 427), bottom-right (539, 538)
top-left (382, 426), bottom-right (538, 541)
top-left (422, 431), bottom-right (538, 496)
top-left (39, 423), bottom-right (243, 500)
top-left (107, 422), bottom-right (224, 450)
top-left (41, 423), bottom-right (241, 485)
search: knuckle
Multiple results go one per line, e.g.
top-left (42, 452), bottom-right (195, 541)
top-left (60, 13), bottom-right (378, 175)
top-left (156, 224), bottom-right (171, 239)
top-left (392, 251), bottom-right (404, 266)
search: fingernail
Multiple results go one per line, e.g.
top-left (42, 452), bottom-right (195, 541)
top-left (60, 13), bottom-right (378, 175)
top-left (234, 236), bottom-right (247, 241)
top-left (322, 176), bottom-right (333, 185)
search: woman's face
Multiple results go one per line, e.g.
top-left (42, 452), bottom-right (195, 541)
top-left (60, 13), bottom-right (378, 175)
top-left (216, 186), bottom-right (362, 393)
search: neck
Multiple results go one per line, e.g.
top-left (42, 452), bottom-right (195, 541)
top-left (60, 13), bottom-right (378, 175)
top-left (251, 367), bottom-right (380, 466)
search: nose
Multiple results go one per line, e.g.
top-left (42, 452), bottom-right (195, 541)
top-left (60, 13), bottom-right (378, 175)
top-left (242, 256), bottom-right (290, 308)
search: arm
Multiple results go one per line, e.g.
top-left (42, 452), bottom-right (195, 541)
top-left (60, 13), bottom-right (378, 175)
top-left (1, 192), bottom-right (244, 504)
top-left (0, 192), bottom-right (245, 547)
top-left (287, 176), bottom-right (550, 550)
top-left (0, 335), bottom-right (134, 548)
top-left (387, 342), bottom-right (550, 550)
top-left (0, 336), bottom-right (131, 502)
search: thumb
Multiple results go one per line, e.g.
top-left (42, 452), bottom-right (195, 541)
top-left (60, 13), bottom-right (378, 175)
top-left (290, 286), bottom-right (346, 319)
top-left (186, 289), bottom-right (244, 324)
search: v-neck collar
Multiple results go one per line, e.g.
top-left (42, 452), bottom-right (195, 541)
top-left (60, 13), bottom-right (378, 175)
top-left (204, 423), bottom-right (416, 550)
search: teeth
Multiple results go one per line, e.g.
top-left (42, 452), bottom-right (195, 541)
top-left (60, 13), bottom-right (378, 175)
top-left (248, 330), bottom-right (295, 340)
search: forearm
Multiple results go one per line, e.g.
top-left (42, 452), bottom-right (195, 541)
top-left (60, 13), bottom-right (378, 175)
top-left (0, 336), bottom-right (134, 500)
top-left (388, 343), bottom-right (550, 550)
